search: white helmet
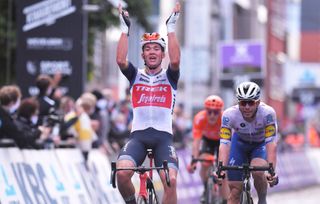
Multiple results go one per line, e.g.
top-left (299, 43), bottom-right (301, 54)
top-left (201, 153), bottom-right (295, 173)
top-left (236, 81), bottom-right (260, 101)
top-left (140, 32), bottom-right (166, 51)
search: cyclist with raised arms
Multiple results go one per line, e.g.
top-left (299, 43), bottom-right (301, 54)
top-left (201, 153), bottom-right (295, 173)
top-left (218, 81), bottom-right (278, 204)
top-left (187, 95), bottom-right (228, 203)
top-left (115, 2), bottom-right (181, 204)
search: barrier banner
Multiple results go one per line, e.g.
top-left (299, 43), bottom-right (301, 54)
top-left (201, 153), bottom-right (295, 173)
top-left (54, 148), bottom-right (92, 204)
top-left (269, 150), bottom-right (318, 193)
top-left (87, 150), bottom-right (124, 204)
top-left (20, 149), bottom-right (75, 203)
top-left (176, 149), bottom-right (203, 203)
top-left (0, 148), bottom-right (25, 203)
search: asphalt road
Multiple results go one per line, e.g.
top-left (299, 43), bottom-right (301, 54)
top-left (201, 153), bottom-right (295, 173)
top-left (253, 185), bottom-right (320, 204)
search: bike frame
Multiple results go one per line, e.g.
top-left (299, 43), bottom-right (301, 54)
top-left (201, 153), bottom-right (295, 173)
top-left (216, 162), bottom-right (277, 204)
top-left (110, 149), bottom-right (170, 204)
top-left (138, 149), bottom-right (155, 201)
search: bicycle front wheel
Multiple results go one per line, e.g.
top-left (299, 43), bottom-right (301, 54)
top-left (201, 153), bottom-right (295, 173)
top-left (206, 179), bottom-right (223, 204)
top-left (240, 191), bottom-right (253, 204)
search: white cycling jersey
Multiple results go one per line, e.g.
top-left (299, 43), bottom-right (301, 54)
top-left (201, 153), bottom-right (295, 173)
top-left (121, 63), bottom-right (179, 134)
top-left (220, 102), bottom-right (278, 144)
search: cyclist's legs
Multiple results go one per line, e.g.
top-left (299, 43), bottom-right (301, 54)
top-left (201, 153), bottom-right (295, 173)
top-left (199, 137), bottom-right (217, 185)
top-left (228, 133), bottom-right (250, 204)
top-left (117, 131), bottom-right (149, 204)
top-left (250, 143), bottom-right (268, 204)
top-left (152, 128), bottom-right (179, 204)
top-left (159, 168), bottom-right (178, 204)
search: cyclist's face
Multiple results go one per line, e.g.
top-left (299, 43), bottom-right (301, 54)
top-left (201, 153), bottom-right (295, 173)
top-left (238, 100), bottom-right (259, 120)
top-left (142, 43), bottom-right (165, 70)
top-left (206, 108), bottom-right (221, 124)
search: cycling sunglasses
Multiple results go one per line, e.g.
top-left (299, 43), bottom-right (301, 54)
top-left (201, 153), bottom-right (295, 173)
top-left (206, 109), bottom-right (221, 115)
top-left (142, 32), bottom-right (161, 41)
top-left (238, 100), bottom-right (257, 106)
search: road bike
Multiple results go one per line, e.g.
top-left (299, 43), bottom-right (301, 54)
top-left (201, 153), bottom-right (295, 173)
top-left (188, 155), bottom-right (223, 204)
top-left (111, 149), bottom-right (170, 204)
top-left (216, 161), bottom-right (278, 204)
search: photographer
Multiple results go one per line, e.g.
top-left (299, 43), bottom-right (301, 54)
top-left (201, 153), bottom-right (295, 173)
top-left (35, 73), bottom-right (62, 126)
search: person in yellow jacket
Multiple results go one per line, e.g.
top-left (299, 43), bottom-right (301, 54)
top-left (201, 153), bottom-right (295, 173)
top-left (65, 92), bottom-right (98, 161)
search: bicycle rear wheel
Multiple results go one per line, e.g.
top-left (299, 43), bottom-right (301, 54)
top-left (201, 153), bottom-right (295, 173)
top-left (137, 195), bottom-right (147, 204)
top-left (148, 186), bottom-right (159, 204)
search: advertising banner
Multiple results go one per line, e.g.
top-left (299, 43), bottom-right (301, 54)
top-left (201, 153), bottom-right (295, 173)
top-left (15, 0), bottom-right (87, 99)
top-left (218, 41), bottom-right (265, 87)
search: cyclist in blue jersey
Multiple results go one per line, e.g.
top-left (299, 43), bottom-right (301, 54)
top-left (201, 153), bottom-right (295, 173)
top-left (115, 2), bottom-right (181, 204)
top-left (218, 82), bottom-right (279, 204)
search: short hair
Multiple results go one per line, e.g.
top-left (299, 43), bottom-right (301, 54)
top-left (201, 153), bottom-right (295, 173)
top-left (18, 97), bottom-right (39, 118)
top-left (0, 85), bottom-right (22, 106)
top-left (35, 74), bottom-right (52, 95)
top-left (77, 92), bottom-right (97, 112)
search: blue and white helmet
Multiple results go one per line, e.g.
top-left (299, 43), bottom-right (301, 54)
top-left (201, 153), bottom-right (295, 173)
top-left (236, 82), bottom-right (260, 101)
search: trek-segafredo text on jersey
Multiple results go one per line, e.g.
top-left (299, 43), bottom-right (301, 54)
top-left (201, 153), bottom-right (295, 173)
top-left (121, 63), bottom-right (179, 134)
top-left (220, 102), bottom-right (278, 144)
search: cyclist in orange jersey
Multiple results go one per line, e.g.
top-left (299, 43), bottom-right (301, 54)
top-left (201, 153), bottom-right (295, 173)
top-left (187, 95), bottom-right (228, 204)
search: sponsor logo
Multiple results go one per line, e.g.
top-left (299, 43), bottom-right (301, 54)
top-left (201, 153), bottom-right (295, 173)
top-left (240, 123), bottom-right (246, 127)
top-left (265, 125), bottom-right (276, 137)
top-left (153, 79), bottom-right (166, 84)
top-left (23, 0), bottom-right (76, 32)
top-left (132, 84), bottom-right (172, 108)
top-left (220, 127), bottom-right (231, 140)
top-left (222, 117), bottom-right (229, 125)
top-left (266, 114), bottom-right (274, 123)
top-left (139, 77), bottom-right (150, 83)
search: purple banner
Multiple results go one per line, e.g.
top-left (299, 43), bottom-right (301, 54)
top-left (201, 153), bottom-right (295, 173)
top-left (176, 149), bottom-right (204, 204)
top-left (219, 41), bottom-right (264, 75)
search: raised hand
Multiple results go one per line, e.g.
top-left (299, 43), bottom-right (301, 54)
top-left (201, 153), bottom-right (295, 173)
top-left (118, 4), bottom-right (130, 35)
top-left (166, 2), bottom-right (181, 33)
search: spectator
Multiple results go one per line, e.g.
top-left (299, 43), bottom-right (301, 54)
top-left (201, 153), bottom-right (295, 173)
top-left (0, 85), bottom-right (30, 147)
top-left (109, 100), bottom-right (132, 151)
top-left (57, 95), bottom-right (78, 145)
top-left (91, 89), bottom-right (111, 149)
top-left (14, 97), bottom-right (51, 149)
top-left (67, 92), bottom-right (98, 161)
top-left (172, 103), bottom-right (191, 149)
top-left (35, 73), bottom-right (62, 126)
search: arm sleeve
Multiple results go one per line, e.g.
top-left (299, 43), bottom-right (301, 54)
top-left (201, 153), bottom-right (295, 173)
top-left (166, 65), bottom-right (180, 90)
top-left (264, 109), bottom-right (278, 144)
top-left (120, 62), bottom-right (138, 87)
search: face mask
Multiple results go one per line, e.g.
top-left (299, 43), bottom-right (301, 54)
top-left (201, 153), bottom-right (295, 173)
top-left (9, 99), bottom-right (20, 114)
top-left (31, 115), bottom-right (38, 125)
top-left (97, 99), bottom-right (107, 109)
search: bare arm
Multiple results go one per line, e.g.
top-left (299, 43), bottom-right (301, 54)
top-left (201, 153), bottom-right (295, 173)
top-left (218, 143), bottom-right (230, 165)
top-left (116, 33), bottom-right (129, 70)
top-left (168, 32), bottom-right (180, 71)
top-left (191, 138), bottom-right (201, 158)
top-left (266, 141), bottom-right (277, 169)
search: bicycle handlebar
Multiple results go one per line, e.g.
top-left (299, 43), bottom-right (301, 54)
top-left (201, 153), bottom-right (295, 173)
top-left (216, 161), bottom-right (276, 179)
top-left (110, 160), bottom-right (171, 188)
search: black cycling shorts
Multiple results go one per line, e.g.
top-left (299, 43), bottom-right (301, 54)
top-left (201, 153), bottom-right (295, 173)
top-left (199, 136), bottom-right (220, 157)
top-left (118, 127), bottom-right (179, 170)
